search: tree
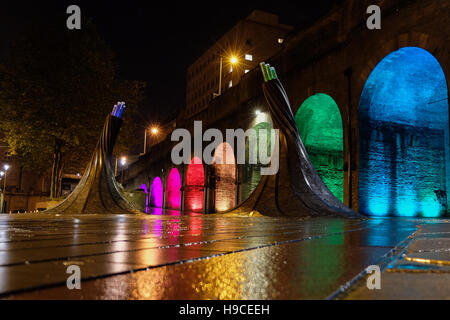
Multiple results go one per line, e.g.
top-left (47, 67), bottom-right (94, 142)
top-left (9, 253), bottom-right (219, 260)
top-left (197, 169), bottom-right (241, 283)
top-left (0, 18), bottom-right (145, 199)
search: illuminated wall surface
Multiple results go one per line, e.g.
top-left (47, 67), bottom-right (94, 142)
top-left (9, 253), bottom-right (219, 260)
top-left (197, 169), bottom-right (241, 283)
top-left (139, 183), bottom-right (149, 213)
top-left (184, 157), bottom-right (204, 212)
top-left (149, 176), bottom-right (163, 208)
top-left (166, 168), bottom-right (181, 210)
top-left (213, 142), bottom-right (236, 212)
top-left (240, 122), bottom-right (273, 203)
top-left (359, 47), bottom-right (449, 217)
top-left (295, 94), bottom-right (344, 201)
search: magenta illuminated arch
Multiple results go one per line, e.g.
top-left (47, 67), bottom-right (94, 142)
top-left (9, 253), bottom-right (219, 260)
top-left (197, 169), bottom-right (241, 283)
top-left (149, 176), bottom-right (163, 208)
top-left (139, 183), bottom-right (149, 213)
top-left (166, 168), bottom-right (182, 210)
top-left (184, 157), bottom-right (204, 213)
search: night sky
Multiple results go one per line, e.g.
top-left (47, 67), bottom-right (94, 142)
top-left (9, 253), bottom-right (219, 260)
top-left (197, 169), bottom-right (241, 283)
top-left (0, 0), bottom-right (338, 136)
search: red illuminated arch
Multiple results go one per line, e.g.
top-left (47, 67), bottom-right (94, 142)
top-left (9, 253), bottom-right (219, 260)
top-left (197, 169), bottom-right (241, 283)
top-left (184, 157), bottom-right (204, 212)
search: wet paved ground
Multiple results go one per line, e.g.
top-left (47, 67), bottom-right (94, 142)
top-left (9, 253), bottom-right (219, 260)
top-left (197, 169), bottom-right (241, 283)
top-left (345, 222), bottom-right (450, 299)
top-left (0, 211), bottom-right (448, 299)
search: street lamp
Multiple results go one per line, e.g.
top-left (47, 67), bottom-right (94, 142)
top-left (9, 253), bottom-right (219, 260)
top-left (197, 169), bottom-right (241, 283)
top-left (119, 156), bottom-right (127, 184)
top-left (142, 126), bottom-right (159, 155)
top-left (151, 127), bottom-right (159, 135)
top-left (215, 55), bottom-right (239, 97)
top-left (114, 156), bottom-right (127, 176)
top-left (0, 164), bottom-right (10, 213)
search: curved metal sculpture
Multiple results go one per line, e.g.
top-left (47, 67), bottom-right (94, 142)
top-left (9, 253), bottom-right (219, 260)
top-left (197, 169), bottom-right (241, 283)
top-left (45, 102), bottom-right (140, 215)
top-left (229, 64), bottom-right (361, 218)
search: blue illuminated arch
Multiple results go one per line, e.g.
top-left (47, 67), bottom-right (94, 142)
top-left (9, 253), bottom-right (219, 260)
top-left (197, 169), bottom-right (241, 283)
top-left (358, 47), bottom-right (449, 217)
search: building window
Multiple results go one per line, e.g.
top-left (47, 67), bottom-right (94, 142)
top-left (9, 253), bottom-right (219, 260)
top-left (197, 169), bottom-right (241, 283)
top-left (244, 69), bottom-right (249, 74)
top-left (278, 38), bottom-right (284, 44)
top-left (229, 80), bottom-right (233, 88)
top-left (245, 54), bottom-right (253, 61)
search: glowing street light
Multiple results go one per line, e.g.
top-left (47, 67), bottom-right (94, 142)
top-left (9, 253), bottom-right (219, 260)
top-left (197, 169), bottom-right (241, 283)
top-left (0, 164), bottom-right (10, 213)
top-left (142, 126), bottom-right (160, 155)
top-left (215, 54), bottom-right (240, 97)
top-left (255, 110), bottom-right (261, 116)
top-left (120, 156), bottom-right (127, 166)
top-left (150, 127), bottom-right (159, 135)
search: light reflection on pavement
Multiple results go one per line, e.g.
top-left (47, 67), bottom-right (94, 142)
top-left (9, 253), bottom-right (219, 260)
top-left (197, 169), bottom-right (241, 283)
top-left (0, 211), bottom-right (430, 299)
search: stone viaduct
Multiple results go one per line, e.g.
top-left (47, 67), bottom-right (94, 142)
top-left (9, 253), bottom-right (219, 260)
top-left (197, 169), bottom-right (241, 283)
top-left (120, 0), bottom-right (449, 217)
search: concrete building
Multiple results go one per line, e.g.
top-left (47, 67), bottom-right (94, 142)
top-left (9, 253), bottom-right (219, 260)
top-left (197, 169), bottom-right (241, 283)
top-left (184, 10), bottom-right (292, 119)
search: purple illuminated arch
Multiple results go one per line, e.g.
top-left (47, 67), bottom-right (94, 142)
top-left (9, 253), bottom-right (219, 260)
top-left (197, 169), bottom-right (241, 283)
top-left (139, 183), bottom-right (149, 213)
top-left (166, 168), bottom-right (182, 210)
top-left (149, 176), bottom-right (163, 208)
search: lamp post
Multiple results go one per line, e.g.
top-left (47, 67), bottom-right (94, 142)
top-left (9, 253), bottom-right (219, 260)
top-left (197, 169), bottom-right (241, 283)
top-left (142, 126), bottom-right (159, 155)
top-left (120, 156), bottom-right (127, 184)
top-left (114, 156), bottom-right (127, 177)
top-left (0, 164), bottom-right (10, 213)
top-left (214, 55), bottom-right (239, 97)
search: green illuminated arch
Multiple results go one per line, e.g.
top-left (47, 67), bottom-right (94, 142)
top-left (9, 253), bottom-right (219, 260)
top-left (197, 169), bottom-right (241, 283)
top-left (295, 93), bottom-right (344, 201)
top-left (240, 121), bottom-right (273, 203)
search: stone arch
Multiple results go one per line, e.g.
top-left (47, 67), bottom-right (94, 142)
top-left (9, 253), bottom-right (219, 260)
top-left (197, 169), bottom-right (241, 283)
top-left (149, 176), bottom-right (163, 208)
top-left (139, 183), bottom-right (149, 213)
top-left (165, 168), bottom-right (181, 210)
top-left (184, 157), bottom-right (204, 213)
top-left (213, 142), bottom-right (236, 212)
top-left (239, 121), bottom-right (273, 203)
top-left (295, 93), bottom-right (344, 201)
top-left (353, 32), bottom-right (450, 210)
top-left (358, 46), bottom-right (449, 217)
top-left (357, 32), bottom-right (448, 88)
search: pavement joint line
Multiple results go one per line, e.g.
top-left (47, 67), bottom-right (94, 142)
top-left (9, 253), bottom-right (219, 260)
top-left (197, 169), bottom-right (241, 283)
top-left (0, 223), bottom-right (373, 298)
top-left (415, 248), bottom-right (450, 253)
top-left (325, 225), bottom-right (421, 300)
top-left (403, 256), bottom-right (450, 266)
top-left (386, 269), bottom-right (450, 274)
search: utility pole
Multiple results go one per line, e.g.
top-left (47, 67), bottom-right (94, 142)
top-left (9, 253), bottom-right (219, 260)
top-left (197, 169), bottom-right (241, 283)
top-left (143, 128), bottom-right (147, 155)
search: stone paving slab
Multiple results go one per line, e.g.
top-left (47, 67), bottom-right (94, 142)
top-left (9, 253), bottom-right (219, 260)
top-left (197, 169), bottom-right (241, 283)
top-left (344, 222), bottom-right (450, 300)
top-left (408, 238), bottom-right (450, 252)
top-left (344, 272), bottom-right (450, 300)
